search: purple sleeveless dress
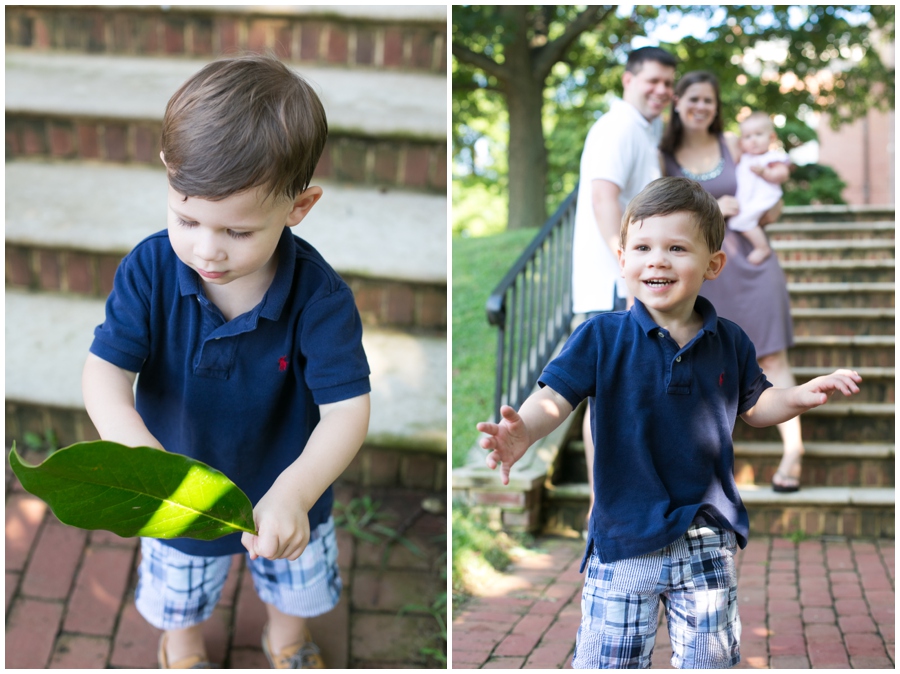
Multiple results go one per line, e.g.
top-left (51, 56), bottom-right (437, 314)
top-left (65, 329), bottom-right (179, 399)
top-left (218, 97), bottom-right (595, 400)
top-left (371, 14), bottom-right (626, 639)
top-left (663, 136), bottom-right (794, 357)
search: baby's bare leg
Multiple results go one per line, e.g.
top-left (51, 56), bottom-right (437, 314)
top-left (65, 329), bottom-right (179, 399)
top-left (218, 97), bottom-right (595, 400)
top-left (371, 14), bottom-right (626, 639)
top-left (741, 225), bottom-right (771, 264)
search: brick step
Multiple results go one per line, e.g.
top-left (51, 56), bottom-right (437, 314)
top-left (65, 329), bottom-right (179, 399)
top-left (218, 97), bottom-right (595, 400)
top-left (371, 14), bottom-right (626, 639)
top-left (541, 483), bottom-right (894, 538)
top-left (790, 366), bottom-right (894, 403)
top-left (779, 205), bottom-right (895, 223)
top-left (767, 221), bottom-right (895, 240)
top-left (561, 440), bottom-right (894, 488)
top-left (5, 290), bottom-right (447, 456)
top-left (6, 50), bottom-right (446, 193)
top-left (5, 5), bottom-right (447, 74)
top-left (733, 442), bottom-right (894, 488)
top-left (789, 307), bottom-right (894, 337)
top-left (788, 335), bottom-right (894, 368)
top-left (5, 161), bottom-right (446, 331)
top-left (787, 282), bottom-right (894, 308)
top-left (772, 238), bottom-right (895, 260)
top-left (781, 259), bottom-right (895, 284)
top-left (731, 403), bottom-right (894, 444)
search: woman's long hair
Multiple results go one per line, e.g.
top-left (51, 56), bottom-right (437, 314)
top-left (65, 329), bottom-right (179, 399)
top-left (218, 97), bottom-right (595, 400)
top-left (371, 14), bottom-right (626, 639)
top-left (659, 71), bottom-right (723, 155)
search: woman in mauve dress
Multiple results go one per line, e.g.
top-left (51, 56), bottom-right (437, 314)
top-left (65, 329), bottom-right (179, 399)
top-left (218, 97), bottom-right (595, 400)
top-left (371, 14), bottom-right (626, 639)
top-left (660, 70), bottom-right (804, 492)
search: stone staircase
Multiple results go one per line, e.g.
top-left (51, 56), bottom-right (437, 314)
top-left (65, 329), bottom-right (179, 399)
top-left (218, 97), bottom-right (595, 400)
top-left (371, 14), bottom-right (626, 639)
top-left (456, 206), bottom-right (894, 542)
top-left (5, 5), bottom-right (446, 669)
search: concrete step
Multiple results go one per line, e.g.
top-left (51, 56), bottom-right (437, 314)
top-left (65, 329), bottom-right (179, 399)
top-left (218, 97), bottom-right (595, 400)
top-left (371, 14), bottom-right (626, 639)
top-left (5, 5), bottom-right (447, 74)
top-left (772, 238), bottom-right (895, 260)
top-left (5, 50), bottom-right (446, 193)
top-left (779, 204), bottom-right (895, 223)
top-left (733, 441), bottom-right (894, 488)
top-left (5, 289), bottom-right (446, 455)
top-left (561, 440), bottom-right (895, 488)
top-left (5, 160), bottom-right (446, 332)
top-left (767, 221), bottom-right (894, 240)
top-left (787, 282), bottom-right (895, 308)
top-left (541, 482), bottom-right (894, 538)
top-left (789, 307), bottom-right (894, 336)
top-left (781, 258), bottom-right (895, 284)
top-left (732, 403), bottom-right (895, 444)
top-left (788, 335), bottom-right (894, 368)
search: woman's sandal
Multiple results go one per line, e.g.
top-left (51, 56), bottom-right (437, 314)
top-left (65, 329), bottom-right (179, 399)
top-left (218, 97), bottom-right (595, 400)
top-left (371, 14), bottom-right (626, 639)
top-left (158, 633), bottom-right (220, 669)
top-left (771, 470), bottom-right (800, 493)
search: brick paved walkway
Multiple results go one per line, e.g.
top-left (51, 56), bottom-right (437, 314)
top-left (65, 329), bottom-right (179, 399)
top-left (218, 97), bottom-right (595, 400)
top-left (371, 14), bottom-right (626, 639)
top-left (6, 451), bottom-right (446, 669)
top-left (452, 535), bottom-right (894, 669)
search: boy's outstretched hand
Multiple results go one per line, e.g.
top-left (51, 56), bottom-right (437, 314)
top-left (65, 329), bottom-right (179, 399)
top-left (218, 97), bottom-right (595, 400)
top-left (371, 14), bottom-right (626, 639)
top-left (241, 481), bottom-right (310, 562)
top-left (794, 369), bottom-right (862, 408)
top-left (476, 405), bottom-right (531, 486)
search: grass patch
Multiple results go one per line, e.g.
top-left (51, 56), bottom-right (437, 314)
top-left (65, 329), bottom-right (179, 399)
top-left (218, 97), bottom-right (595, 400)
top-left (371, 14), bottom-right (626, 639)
top-left (451, 227), bottom-right (540, 468)
top-left (452, 504), bottom-right (535, 607)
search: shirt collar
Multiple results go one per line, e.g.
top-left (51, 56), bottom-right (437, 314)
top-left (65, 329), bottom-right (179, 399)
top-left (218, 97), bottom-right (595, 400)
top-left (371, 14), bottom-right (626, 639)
top-left (611, 98), bottom-right (652, 130)
top-left (176, 227), bottom-right (296, 322)
top-left (631, 296), bottom-right (719, 337)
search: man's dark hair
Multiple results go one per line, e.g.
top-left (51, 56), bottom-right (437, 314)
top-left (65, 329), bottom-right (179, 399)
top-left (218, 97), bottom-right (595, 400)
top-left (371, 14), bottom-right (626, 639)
top-left (161, 54), bottom-right (328, 202)
top-left (625, 46), bottom-right (678, 74)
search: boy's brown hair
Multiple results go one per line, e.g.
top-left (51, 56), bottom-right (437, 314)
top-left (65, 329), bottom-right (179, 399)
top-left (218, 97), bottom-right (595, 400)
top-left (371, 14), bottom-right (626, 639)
top-left (161, 54), bottom-right (327, 202)
top-left (620, 176), bottom-right (725, 253)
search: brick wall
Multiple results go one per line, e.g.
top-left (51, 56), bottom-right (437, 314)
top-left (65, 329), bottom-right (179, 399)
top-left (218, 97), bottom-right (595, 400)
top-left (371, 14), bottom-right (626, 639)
top-left (5, 6), bottom-right (446, 74)
top-left (817, 109), bottom-right (895, 206)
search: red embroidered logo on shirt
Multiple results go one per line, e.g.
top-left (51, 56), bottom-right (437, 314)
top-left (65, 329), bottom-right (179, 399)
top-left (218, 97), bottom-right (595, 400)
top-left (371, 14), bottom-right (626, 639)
top-left (719, 372), bottom-right (725, 387)
top-left (278, 356), bottom-right (289, 372)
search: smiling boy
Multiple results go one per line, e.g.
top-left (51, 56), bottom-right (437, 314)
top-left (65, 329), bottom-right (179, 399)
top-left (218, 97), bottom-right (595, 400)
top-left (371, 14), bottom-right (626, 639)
top-left (83, 55), bottom-right (370, 669)
top-left (477, 177), bottom-right (861, 668)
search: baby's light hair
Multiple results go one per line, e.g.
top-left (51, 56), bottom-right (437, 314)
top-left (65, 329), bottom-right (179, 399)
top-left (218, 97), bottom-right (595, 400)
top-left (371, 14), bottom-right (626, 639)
top-left (740, 111), bottom-right (775, 134)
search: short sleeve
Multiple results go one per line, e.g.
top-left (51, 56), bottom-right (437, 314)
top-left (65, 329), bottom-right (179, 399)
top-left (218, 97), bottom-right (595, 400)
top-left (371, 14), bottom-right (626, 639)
top-left (299, 287), bottom-right (371, 405)
top-left (735, 328), bottom-right (773, 414)
top-left (581, 117), bottom-right (636, 191)
top-left (538, 319), bottom-right (599, 408)
top-left (89, 250), bottom-right (152, 373)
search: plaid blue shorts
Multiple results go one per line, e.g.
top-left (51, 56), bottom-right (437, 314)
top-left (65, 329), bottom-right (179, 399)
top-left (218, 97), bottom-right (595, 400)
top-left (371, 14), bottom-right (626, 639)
top-left (573, 524), bottom-right (741, 669)
top-left (135, 517), bottom-right (341, 630)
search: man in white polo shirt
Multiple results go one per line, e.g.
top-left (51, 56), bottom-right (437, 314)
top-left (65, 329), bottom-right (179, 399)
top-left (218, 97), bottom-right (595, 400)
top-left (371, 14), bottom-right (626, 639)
top-left (573, 46), bottom-right (677, 314)
top-left (571, 46), bottom-right (677, 521)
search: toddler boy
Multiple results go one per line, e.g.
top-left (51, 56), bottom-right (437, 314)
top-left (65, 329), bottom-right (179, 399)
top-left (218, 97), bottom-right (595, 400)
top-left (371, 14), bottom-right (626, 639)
top-left (730, 111), bottom-right (791, 265)
top-left (83, 55), bottom-right (371, 669)
top-left (477, 177), bottom-right (860, 668)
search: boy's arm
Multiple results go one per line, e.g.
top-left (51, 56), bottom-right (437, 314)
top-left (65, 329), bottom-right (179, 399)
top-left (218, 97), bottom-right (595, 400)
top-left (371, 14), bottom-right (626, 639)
top-left (242, 393), bottom-right (370, 561)
top-left (82, 353), bottom-right (164, 450)
top-left (741, 369), bottom-right (861, 428)
top-left (476, 386), bottom-right (574, 486)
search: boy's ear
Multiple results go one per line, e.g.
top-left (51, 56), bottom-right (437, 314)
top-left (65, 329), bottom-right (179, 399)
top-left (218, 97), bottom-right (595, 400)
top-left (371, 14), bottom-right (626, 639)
top-left (704, 250), bottom-right (727, 281)
top-left (616, 247), bottom-right (626, 276)
top-left (285, 186), bottom-right (323, 228)
top-left (159, 151), bottom-right (167, 168)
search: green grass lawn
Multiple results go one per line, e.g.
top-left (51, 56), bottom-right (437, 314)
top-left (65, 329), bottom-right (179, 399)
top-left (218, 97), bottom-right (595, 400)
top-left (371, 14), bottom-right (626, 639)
top-left (451, 227), bottom-right (539, 468)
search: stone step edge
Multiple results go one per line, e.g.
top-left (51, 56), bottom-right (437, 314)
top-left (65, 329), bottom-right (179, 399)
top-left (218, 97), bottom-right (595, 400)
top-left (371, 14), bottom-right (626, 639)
top-left (787, 282), bottom-right (895, 294)
top-left (768, 221), bottom-right (895, 232)
top-left (790, 366), bottom-right (894, 378)
top-left (780, 204), bottom-right (894, 218)
top-left (6, 51), bottom-right (446, 142)
top-left (791, 307), bottom-right (895, 318)
top-left (781, 258), bottom-right (895, 268)
top-left (545, 482), bottom-right (896, 507)
top-left (5, 290), bottom-right (447, 453)
top-left (772, 238), bottom-right (894, 250)
top-left (566, 439), bottom-right (895, 460)
top-left (793, 335), bottom-right (894, 346)
top-left (5, 162), bottom-right (447, 286)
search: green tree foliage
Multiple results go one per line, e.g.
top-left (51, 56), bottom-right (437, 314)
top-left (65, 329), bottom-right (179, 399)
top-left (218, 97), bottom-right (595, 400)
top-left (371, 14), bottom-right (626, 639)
top-left (453, 5), bottom-right (894, 235)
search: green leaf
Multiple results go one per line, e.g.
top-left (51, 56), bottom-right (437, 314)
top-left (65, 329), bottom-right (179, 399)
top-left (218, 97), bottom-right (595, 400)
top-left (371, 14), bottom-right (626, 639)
top-left (8, 441), bottom-right (257, 540)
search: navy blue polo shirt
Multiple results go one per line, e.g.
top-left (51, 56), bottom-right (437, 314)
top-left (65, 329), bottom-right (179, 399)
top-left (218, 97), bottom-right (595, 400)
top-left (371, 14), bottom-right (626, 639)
top-left (539, 296), bottom-right (770, 568)
top-left (90, 227), bottom-right (371, 556)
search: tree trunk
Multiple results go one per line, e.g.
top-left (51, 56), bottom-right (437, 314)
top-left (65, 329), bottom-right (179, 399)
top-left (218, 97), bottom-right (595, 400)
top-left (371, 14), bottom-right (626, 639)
top-left (503, 7), bottom-right (547, 231)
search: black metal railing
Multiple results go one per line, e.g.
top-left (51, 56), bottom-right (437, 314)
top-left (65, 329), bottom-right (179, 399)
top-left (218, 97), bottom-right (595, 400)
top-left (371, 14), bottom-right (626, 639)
top-left (486, 185), bottom-right (578, 422)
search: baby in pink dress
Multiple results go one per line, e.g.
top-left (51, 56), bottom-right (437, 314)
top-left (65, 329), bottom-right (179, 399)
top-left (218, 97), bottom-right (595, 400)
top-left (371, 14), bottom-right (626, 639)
top-left (731, 112), bottom-right (791, 264)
